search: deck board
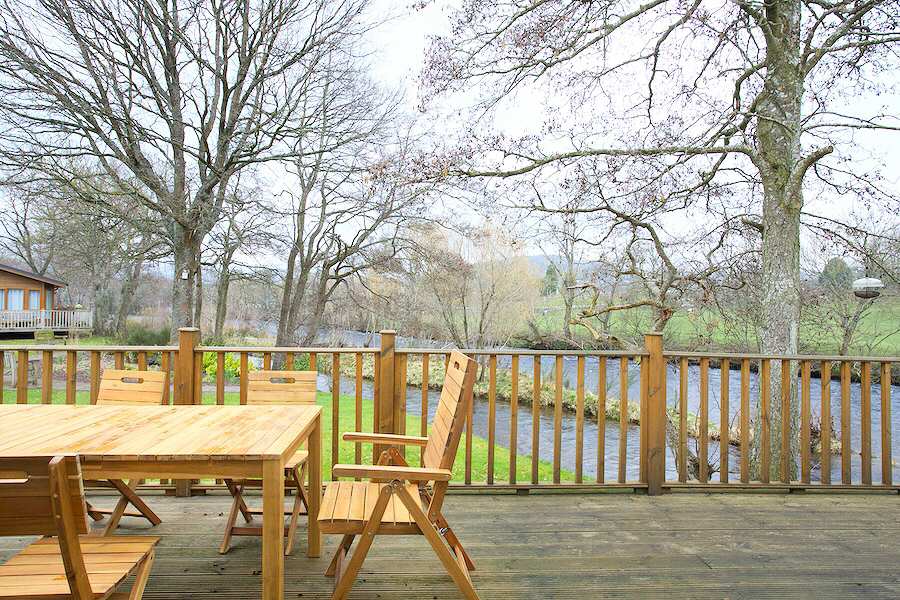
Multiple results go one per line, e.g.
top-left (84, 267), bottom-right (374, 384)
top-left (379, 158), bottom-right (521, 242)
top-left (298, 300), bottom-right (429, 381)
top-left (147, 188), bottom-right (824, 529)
top-left (2, 491), bottom-right (899, 598)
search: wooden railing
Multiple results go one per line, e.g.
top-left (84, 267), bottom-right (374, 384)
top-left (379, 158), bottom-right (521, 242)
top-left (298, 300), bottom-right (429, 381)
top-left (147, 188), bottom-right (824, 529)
top-left (0, 309), bottom-right (93, 332)
top-left (1, 328), bottom-right (897, 495)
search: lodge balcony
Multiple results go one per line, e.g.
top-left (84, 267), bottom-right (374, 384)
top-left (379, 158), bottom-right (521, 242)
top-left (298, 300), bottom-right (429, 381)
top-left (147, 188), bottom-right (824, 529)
top-left (0, 309), bottom-right (93, 334)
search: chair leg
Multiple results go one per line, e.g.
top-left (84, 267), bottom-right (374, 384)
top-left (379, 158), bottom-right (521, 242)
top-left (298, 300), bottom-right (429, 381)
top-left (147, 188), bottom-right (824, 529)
top-left (284, 464), bottom-right (306, 556)
top-left (128, 548), bottom-right (156, 600)
top-left (224, 478), bottom-right (253, 523)
top-left (219, 482), bottom-right (245, 554)
top-left (331, 485), bottom-right (392, 600)
top-left (85, 501), bottom-right (105, 522)
top-left (395, 484), bottom-right (480, 600)
top-left (325, 535), bottom-right (355, 577)
top-left (103, 479), bottom-right (162, 536)
top-left (435, 514), bottom-right (476, 571)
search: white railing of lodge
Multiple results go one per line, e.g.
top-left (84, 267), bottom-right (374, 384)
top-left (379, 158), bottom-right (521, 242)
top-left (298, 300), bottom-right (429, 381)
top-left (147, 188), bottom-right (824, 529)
top-left (0, 310), bottom-right (93, 331)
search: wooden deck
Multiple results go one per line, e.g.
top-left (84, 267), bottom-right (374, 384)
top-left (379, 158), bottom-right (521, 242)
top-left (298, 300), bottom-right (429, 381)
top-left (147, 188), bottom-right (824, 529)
top-left (2, 490), bottom-right (899, 598)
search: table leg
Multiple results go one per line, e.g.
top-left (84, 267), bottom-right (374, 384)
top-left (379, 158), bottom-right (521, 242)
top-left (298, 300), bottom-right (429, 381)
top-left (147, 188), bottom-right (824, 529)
top-left (262, 457), bottom-right (284, 599)
top-left (307, 415), bottom-right (322, 558)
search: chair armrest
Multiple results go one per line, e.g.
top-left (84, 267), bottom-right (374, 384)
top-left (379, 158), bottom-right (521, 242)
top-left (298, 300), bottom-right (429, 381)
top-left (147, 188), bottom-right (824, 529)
top-left (342, 432), bottom-right (429, 447)
top-left (331, 464), bottom-right (452, 482)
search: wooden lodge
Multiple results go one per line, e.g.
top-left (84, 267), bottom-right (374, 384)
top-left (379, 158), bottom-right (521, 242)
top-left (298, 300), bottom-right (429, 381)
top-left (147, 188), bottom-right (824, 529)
top-left (0, 263), bottom-right (92, 336)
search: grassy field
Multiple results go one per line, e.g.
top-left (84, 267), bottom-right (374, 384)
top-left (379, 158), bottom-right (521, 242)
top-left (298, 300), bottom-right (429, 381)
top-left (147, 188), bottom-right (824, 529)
top-left (531, 295), bottom-right (900, 355)
top-left (1, 388), bottom-right (574, 484)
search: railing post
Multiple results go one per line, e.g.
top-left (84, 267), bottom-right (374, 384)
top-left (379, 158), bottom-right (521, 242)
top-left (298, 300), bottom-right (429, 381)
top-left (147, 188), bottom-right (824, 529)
top-left (645, 333), bottom-right (666, 496)
top-left (174, 327), bottom-right (200, 497)
top-left (375, 330), bottom-right (396, 460)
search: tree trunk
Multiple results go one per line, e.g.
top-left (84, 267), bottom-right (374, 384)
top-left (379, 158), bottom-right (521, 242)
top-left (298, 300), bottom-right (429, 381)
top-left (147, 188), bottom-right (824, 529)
top-left (213, 268), bottom-right (231, 342)
top-left (194, 264), bottom-right (203, 327)
top-left (171, 225), bottom-right (200, 341)
top-left (115, 258), bottom-right (143, 338)
top-left (754, 0), bottom-right (803, 481)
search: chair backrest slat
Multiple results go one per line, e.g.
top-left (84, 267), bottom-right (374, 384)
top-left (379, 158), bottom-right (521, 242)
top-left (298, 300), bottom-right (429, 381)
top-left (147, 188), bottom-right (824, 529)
top-left (0, 455), bottom-right (89, 537)
top-left (247, 370), bottom-right (317, 405)
top-left (97, 369), bottom-right (166, 405)
top-left (423, 351), bottom-right (477, 472)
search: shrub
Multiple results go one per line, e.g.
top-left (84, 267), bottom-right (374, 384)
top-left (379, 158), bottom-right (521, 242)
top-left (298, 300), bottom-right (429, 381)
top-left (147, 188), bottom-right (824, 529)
top-left (121, 325), bottom-right (171, 346)
top-left (202, 352), bottom-right (256, 380)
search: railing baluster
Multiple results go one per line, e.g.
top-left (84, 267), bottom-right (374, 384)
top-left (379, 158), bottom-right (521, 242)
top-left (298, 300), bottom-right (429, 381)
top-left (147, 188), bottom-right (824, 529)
top-left (17, 350), bottom-right (28, 404)
top-left (679, 357), bottom-right (688, 482)
top-left (239, 352), bottom-right (248, 405)
top-left (90, 352), bottom-right (101, 405)
top-left (137, 351), bottom-right (147, 371)
top-left (780, 359), bottom-right (791, 483)
top-left (285, 352), bottom-right (294, 370)
top-left (161, 352), bottom-right (171, 405)
top-left (699, 357), bottom-right (709, 483)
top-left (800, 360), bottom-right (811, 484)
top-left (531, 355), bottom-right (541, 485)
top-left (488, 354), bottom-right (497, 485)
top-left (216, 352), bottom-right (225, 405)
top-left (464, 352), bottom-right (472, 485)
top-left (553, 355), bottom-right (563, 484)
top-left (597, 356), bottom-right (606, 484)
top-left (618, 356), bottom-right (628, 484)
top-left (840, 361), bottom-right (851, 484)
top-left (510, 355), bottom-right (519, 484)
top-left (740, 359), bottom-right (750, 483)
top-left (860, 361), bottom-right (872, 486)
top-left (193, 351), bottom-right (202, 405)
top-left (65, 351), bottom-right (76, 405)
top-left (821, 361), bottom-right (832, 485)
top-left (309, 352), bottom-right (317, 371)
top-left (263, 352), bottom-right (272, 370)
top-left (720, 358), bottom-right (730, 484)
top-left (115, 351), bottom-right (124, 370)
top-left (332, 353), bottom-right (340, 474)
top-left (355, 352), bottom-right (363, 469)
top-left (760, 359), bottom-right (771, 483)
top-left (881, 362), bottom-right (892, 486)
top-left (421, 353), bottom-right (429, 467)
top-left (41, 350), bottom-right (52, 404)
top-left (576, 355), bottom-right (585, 484)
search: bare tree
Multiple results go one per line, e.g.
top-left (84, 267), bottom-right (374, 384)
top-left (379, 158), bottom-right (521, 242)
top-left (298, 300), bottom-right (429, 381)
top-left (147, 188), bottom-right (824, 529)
top-left (0, 0), bottom-right (371, 339)
top-left (423, 0), bottom-right (900, 479)
top-left (415, 225), bottom-right (540, 348)
top-left (0, 190), bottom-right (55, 274)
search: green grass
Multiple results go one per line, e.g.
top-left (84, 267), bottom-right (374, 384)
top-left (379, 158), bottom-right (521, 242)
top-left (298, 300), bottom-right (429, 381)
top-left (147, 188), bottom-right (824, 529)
top-left (531, 295), bottom-right (900, 355)
top-left (2, 388), bottom-right (573, 484)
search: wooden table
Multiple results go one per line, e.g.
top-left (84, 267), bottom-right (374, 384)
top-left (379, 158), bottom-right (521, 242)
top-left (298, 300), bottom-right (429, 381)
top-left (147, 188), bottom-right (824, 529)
top-left (0, 404), bottom-right (322, 600)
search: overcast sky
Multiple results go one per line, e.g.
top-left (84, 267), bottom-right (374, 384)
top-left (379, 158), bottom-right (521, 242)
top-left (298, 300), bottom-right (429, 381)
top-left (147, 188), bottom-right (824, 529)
top-left (355, 1), bottom-right (900, 271)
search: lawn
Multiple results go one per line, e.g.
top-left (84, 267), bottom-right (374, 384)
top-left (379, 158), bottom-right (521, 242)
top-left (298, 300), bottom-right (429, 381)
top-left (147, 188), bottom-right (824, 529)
top-left (531, 295), bottom-right (900, 355)
top-left (1, 388), bottom-right (572, 484)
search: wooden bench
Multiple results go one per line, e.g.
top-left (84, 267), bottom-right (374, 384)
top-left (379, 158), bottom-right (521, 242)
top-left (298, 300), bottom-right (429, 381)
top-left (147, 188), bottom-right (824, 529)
top-left (320, 350), bottom-right (480, 599)
top-left (0, 455), bottom-right (159, 599)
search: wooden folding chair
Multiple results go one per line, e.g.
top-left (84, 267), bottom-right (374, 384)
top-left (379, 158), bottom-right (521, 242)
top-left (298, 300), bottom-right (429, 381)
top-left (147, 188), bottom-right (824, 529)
top-left (219, 370), bottom-right (317, 556)
top-left (320, 350), bottom-right (479, 600)
top-left (0, 454), bottom-right (159, 599)
top-left (87, 369), bottom-right (166, 535)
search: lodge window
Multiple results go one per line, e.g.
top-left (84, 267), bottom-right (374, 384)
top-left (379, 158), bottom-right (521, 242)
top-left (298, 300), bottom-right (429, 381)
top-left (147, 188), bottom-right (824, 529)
top-left (7, 289), bottom-right (23, 310)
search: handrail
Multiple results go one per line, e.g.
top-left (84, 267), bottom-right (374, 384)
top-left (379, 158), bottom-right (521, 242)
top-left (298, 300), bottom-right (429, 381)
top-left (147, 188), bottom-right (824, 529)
top-left (196, 345), bottom-right (378, 353)
top-left (0, 345), bottom-right (178, 352)
top-left (399, 347), bottom-right (650, 357)
top-left (665, 351), bottom-right (900, 362)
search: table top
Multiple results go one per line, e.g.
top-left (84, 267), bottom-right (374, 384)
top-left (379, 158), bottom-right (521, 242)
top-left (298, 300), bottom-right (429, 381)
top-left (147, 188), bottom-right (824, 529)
top-left (0, 404), bottom-right (321, 461)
